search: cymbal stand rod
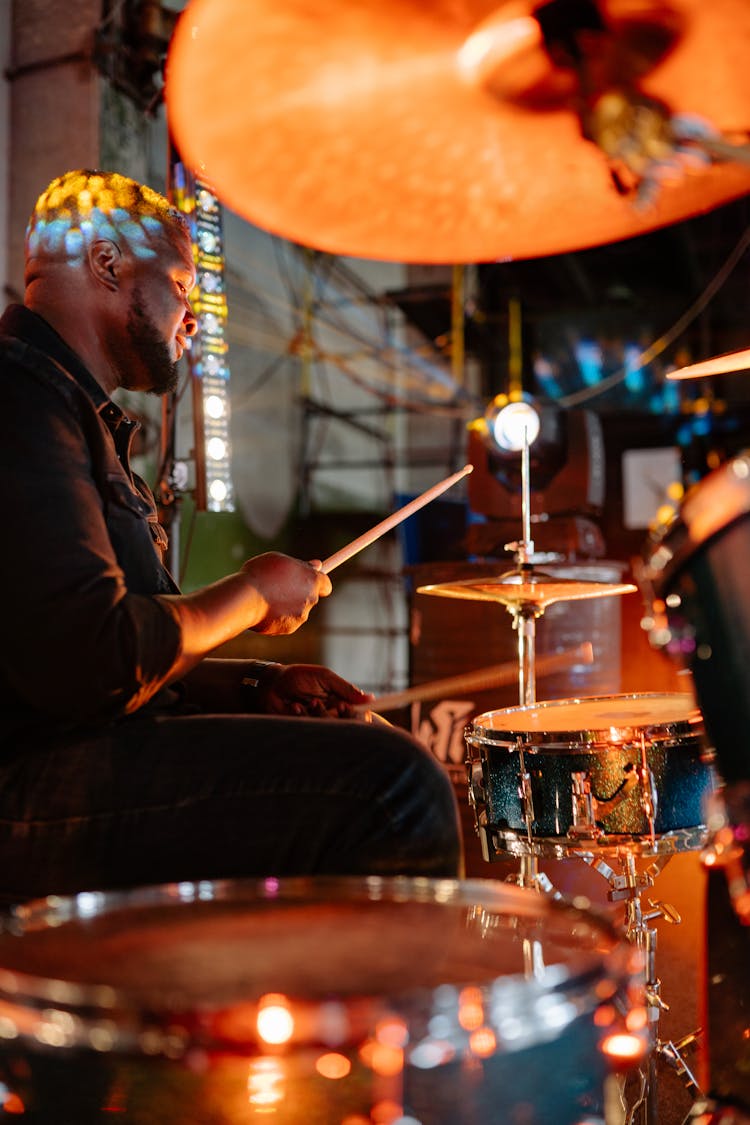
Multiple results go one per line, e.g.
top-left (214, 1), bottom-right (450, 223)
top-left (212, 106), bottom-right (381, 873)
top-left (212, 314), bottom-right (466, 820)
top-left (514, 607), bottom-right (538, 707)
top-left (521, 432), bottom-right (533, 556)
top-left (514, 427), bottom-right (538, 706)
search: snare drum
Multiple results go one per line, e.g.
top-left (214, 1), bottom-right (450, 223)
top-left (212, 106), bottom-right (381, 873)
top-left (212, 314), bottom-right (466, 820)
top-left (0, 878), bottom-right (637, 1124)
top-left (466, 693), bottom-right (714, 860)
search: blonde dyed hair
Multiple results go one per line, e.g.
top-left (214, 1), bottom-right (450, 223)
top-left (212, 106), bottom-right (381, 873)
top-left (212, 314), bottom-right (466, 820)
top-left (26, 169), bottom-right (190, 265)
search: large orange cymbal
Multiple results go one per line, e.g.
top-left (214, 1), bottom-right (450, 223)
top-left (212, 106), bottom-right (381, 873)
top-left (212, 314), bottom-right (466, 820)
top-left (166, 0), bottom-right (750, 263)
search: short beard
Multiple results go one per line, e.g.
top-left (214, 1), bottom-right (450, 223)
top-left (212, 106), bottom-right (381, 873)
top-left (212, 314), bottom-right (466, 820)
top-left (125, 288), bottom-right (180, 396)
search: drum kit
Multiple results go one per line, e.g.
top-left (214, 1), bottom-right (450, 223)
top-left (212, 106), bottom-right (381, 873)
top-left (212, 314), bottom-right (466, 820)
top-left (414, 400), bottom-right (714, 1123)
top-left (0, 0), bottom-right (749, 1123)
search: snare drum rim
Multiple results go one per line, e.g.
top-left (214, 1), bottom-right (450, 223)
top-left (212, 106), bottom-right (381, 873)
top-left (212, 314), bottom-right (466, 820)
top-left (466, 692), bottom-right (703, 750)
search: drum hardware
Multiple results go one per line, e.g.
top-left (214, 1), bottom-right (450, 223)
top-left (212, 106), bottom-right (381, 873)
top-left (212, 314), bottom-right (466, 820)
top-left (589, 850), bottom-right (704, 1125)
top-left (514, 748), bottom-right (559, 895)
top-left (638, 735), bottom-right (659, 849)
top-left (659, 1030), bottom-right (703, 1101)
top-left (465, 693), bottom-right (715, 1124)
top-left (570, 768), bottom-right (642, 839)
top-left (518, 746), bottom-right (535, 842)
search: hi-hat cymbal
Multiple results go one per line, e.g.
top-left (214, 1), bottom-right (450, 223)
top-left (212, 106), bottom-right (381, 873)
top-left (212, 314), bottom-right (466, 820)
top-left (417, 571), bottom-right (637, 609)
top-left (166, 0), bottom-right (750, 264)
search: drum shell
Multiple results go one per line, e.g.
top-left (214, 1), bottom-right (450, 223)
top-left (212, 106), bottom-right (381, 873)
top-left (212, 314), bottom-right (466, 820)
top-left (647, 456), bottom-right (750, 785)
top-left (0, 877), bottom-right (636, 1125)
top-left (466, 694), bottom-right (713, 841)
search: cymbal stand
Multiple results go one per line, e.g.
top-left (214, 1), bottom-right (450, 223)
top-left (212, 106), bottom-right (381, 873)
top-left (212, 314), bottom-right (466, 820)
top-left (503, 425), bottom-right (538, 708)
top-left (581, 849), bottom-right (702, 1125)
top-left (503, 427), bottom-right (556, 892)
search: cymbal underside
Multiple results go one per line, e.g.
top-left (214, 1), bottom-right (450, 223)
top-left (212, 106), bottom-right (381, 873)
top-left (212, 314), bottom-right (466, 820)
top-left (166, 0), bottom-right (750, 262)
top-left (417, 574), bottom-right (638, 607)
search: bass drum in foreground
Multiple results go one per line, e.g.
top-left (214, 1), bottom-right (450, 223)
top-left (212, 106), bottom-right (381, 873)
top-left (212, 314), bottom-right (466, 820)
top-left (0, 877), bottom-right (638, 1124)
top-left (466, 693), bottom-right (714, 861)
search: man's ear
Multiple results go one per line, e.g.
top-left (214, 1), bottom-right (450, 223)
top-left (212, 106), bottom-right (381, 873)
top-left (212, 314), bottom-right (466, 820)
top-left (88, 239), bottom-right (123, 291)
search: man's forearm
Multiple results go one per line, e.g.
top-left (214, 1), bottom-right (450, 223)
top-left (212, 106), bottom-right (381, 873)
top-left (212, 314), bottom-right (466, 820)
top-left (156, 572), bottom-right (267, 681)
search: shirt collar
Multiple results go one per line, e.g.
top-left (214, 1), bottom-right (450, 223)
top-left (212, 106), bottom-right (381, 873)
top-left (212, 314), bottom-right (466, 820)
top-left (0, 303), bottom-right (132, 428)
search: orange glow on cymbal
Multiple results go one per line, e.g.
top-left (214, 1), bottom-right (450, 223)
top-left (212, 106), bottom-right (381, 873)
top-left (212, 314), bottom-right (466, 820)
top-left (166, 0), bottom-right (750, 264)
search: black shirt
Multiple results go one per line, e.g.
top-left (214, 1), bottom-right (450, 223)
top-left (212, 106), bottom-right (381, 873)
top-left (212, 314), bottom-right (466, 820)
top-left (0, 304), bottom-right (183, 745)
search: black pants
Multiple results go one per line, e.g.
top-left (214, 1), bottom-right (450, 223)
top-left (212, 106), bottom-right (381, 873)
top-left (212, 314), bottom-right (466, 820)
top-left (0, 712), bottom-right (463, 901)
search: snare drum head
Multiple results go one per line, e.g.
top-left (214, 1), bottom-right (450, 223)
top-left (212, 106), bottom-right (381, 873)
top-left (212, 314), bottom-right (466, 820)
top-left (470, 692), bottom-right (702, 745)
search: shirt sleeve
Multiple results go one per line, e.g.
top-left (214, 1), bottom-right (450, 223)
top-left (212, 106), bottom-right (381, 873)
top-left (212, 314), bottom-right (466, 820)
top-left (0, 360), bottom-right (184, 723)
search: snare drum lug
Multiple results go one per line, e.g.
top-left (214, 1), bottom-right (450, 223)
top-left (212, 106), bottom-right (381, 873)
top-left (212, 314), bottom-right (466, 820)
top-left (517, 768), bottom-right (536, 835)
top-left (638, 763), bottom-right (659, 838)
top-left (468, 760), bottom-right (486, 808)
top-left (569, 771), bottom-right (601, 838)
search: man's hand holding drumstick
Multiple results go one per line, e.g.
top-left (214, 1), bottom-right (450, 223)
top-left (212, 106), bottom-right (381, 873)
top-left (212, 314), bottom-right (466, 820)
top-left (234, 466), bottom-right (593, 719)
top-left (234, 466), bottom-right (474, 717)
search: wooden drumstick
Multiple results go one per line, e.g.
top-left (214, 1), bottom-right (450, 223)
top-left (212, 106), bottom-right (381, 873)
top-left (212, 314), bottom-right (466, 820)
top-left (355, 642), bottom-right (594, 713)
top-left (320, 464), bottom-right (473, 574)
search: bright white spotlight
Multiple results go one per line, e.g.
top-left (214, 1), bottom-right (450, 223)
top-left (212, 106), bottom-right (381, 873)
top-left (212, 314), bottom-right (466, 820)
top-left (205, 394), bottom-right (225, 420)
top-left (209, 479), bottom-right (228, 503)
top-left (207, 436), bottom-right (227, 460)
top-left (492, 401), bottom-right (540, 451)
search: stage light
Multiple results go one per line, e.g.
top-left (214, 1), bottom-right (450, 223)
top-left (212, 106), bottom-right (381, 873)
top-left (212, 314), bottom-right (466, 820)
top-left (207, 437), bottom-right (227, 460)
top-left (205, 394), bottom-right (225, 419)
top-left (488, 398), bottom-right (541, 451)
top-left (170, 159), bottom-right (235, 514)
top-left (474, 394), bottom-right (569, 495)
